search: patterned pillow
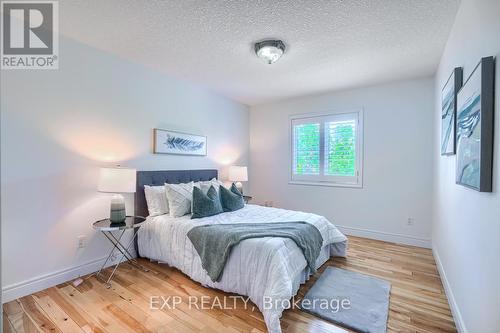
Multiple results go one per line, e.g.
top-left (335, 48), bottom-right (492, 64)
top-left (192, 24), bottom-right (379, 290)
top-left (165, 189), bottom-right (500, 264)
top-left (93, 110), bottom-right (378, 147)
top-left (191, 186), bottom-right (223, 219)
top-left (165, 182), bottom-right (194, 217)
top-left (144, 185), bottom-right (169, 216)
top-left (219, 183), bottom-right (245, 212)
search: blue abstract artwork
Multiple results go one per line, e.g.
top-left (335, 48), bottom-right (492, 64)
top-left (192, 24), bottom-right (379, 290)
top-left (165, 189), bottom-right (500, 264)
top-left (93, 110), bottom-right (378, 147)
top-left (456, 91), bottom-right (481, 189)
top-left (455, 57), bottom-right (496, 192)
top-left (165, 134), bottom-right (205, 152)
top-left (154, 129), bottom-right (207, 156)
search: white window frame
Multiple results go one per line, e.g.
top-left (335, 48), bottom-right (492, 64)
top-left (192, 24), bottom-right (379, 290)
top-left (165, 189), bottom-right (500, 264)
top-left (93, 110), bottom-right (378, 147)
top-left (289, 109), bottom-right (364, 188)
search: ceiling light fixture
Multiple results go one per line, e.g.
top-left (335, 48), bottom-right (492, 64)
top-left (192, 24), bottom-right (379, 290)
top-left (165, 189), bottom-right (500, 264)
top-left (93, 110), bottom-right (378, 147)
top-left (254, 40), bottom-right (286, 64)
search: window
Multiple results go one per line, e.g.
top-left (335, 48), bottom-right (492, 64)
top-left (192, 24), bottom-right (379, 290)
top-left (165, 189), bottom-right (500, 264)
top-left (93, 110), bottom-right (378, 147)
top-left (290, 110), bottom-right (363, 187)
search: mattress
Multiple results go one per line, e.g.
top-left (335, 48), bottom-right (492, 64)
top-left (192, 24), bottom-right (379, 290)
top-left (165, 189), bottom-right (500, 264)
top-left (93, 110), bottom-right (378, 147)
top-left (137, 204), bottom-right (347, 333)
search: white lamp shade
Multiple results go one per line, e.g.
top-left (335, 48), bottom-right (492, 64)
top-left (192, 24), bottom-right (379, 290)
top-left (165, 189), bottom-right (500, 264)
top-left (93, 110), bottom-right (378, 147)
top-left (228, 166), bottom-right (248, 182)
top-left (98, 167), bottom-right (136, 193)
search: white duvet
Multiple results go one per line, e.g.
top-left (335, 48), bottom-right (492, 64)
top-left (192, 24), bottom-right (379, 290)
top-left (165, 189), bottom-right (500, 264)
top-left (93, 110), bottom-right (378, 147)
top-left (137, 204), bottom-right (347, 333)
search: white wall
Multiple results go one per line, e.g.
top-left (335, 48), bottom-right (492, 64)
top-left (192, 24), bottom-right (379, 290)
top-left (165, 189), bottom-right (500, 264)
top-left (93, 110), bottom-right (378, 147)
top-left (1, 36), bottom-right (249, 301)
top-left (249, 78), bottom-right (435, 247)
top-left (432, 0), bottom-right (500, 332)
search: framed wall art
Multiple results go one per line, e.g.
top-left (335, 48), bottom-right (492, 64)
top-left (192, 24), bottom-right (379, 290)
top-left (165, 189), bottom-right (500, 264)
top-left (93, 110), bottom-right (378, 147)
top-left (456, 56), bottom-right (495, 192)
top-left (441, 67), bottom-right (463, 155)
top-left (153, 129), bottom-right (207, 156)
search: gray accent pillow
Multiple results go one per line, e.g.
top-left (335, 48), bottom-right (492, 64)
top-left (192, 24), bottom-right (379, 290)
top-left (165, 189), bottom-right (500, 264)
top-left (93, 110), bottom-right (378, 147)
top-left (191, 185), bottom-right (223, 219)
top-left (220, 183), bottom-right (245, 212)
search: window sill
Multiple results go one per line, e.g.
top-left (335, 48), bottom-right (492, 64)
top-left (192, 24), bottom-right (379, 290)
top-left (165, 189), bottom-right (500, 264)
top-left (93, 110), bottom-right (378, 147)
top-left (288, 180), bottom-right (363, 189)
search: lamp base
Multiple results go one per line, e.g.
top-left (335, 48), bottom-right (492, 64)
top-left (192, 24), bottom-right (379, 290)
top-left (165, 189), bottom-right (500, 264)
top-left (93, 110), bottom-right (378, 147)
top-left (110, 194), bottom-right (126, 223)
top-left (235, 182), bottom-right (243, 195)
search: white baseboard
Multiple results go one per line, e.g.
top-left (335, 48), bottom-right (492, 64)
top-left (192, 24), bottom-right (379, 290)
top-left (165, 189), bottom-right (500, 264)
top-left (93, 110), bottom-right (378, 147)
top-left (2, 255), bottom-right (119, 303)
top-left (337, 225), bottom-right (432, 248)
top-left (432, 245), bottom-right (468, 333)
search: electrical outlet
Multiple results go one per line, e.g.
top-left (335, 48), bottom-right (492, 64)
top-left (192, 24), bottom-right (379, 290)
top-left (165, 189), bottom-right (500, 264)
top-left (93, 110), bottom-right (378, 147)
top-left (77, 235), bottom-right (86, 248)
top-left (407, 217), bottom-right (414, 226)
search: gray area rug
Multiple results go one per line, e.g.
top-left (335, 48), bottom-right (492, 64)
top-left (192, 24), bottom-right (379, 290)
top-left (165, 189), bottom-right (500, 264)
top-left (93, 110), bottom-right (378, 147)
top-left (302, 267), bottom-right (391, 333)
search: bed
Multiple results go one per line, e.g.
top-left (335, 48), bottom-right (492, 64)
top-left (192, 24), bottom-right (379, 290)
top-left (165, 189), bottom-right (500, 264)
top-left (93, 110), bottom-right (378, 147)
top-left (135, 169), bottom-right (348, 333)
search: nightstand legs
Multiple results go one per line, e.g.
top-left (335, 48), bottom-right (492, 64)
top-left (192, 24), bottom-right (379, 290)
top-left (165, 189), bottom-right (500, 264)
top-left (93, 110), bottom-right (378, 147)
top-left (96, 229), bottom-right (149, 288)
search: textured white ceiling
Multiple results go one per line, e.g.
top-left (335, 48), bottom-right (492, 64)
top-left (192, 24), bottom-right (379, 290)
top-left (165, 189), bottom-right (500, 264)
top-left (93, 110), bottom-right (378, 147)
top-left (61, 0), bottom-right (459, 105)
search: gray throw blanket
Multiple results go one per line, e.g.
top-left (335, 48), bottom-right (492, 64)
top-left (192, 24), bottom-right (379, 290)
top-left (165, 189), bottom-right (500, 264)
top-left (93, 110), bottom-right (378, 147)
top-left (187, 222), bottom-right (324, 282)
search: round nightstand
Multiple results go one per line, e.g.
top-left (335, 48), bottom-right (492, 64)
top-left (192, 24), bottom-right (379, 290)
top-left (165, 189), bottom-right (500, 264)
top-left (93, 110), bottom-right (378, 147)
top-left (93, 216), bottom-right (149, 288)
top-left (93, 216), bottom-right (146, 231)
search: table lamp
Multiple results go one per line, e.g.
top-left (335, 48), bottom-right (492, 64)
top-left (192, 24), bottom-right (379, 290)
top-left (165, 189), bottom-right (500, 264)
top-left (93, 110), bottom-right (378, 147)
top-left (98, 167), bottom-right (136, 223)
top-left (228, 166), bottom-right (248, 194)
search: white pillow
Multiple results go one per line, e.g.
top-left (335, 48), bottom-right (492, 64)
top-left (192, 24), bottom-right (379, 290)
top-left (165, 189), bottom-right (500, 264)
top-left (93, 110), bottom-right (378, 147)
top-left (196, 178), bottom-right (225, 194)
top-left (144, 185), bottom-right (169, 216)
top-left (165, 182), bottom-right (195, 217)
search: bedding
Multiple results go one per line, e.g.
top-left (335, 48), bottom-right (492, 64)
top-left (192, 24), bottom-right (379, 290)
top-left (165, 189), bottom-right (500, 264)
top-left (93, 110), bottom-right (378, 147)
top-left (187, 221), bottom-right (324, 282)
top-left (137, 204), bottom-right (347, 333)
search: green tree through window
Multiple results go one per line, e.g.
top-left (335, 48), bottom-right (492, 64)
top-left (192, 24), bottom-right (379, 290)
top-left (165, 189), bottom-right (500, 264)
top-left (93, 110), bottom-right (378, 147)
top-left (291, 111), bottom-right (361, 186)
top-left (294, 123), bottom-right (320, 175)
top-left (326, 121), bottom-right (356, 176)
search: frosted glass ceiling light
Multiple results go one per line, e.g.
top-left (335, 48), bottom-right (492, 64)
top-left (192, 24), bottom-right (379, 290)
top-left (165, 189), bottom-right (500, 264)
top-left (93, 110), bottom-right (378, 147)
top-left (254, 40), bottom-right (286, 64)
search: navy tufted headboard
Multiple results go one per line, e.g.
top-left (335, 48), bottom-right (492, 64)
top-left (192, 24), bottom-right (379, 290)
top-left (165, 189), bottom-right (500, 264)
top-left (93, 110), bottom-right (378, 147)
top-left (134, 169), bottom-right (218, 257)
top-left (134, 169), bottom-right (218, 218)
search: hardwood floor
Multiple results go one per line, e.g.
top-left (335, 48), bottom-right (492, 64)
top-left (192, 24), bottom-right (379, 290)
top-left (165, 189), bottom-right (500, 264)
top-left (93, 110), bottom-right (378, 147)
top-left (3, 236), bottom-right (457, 333)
